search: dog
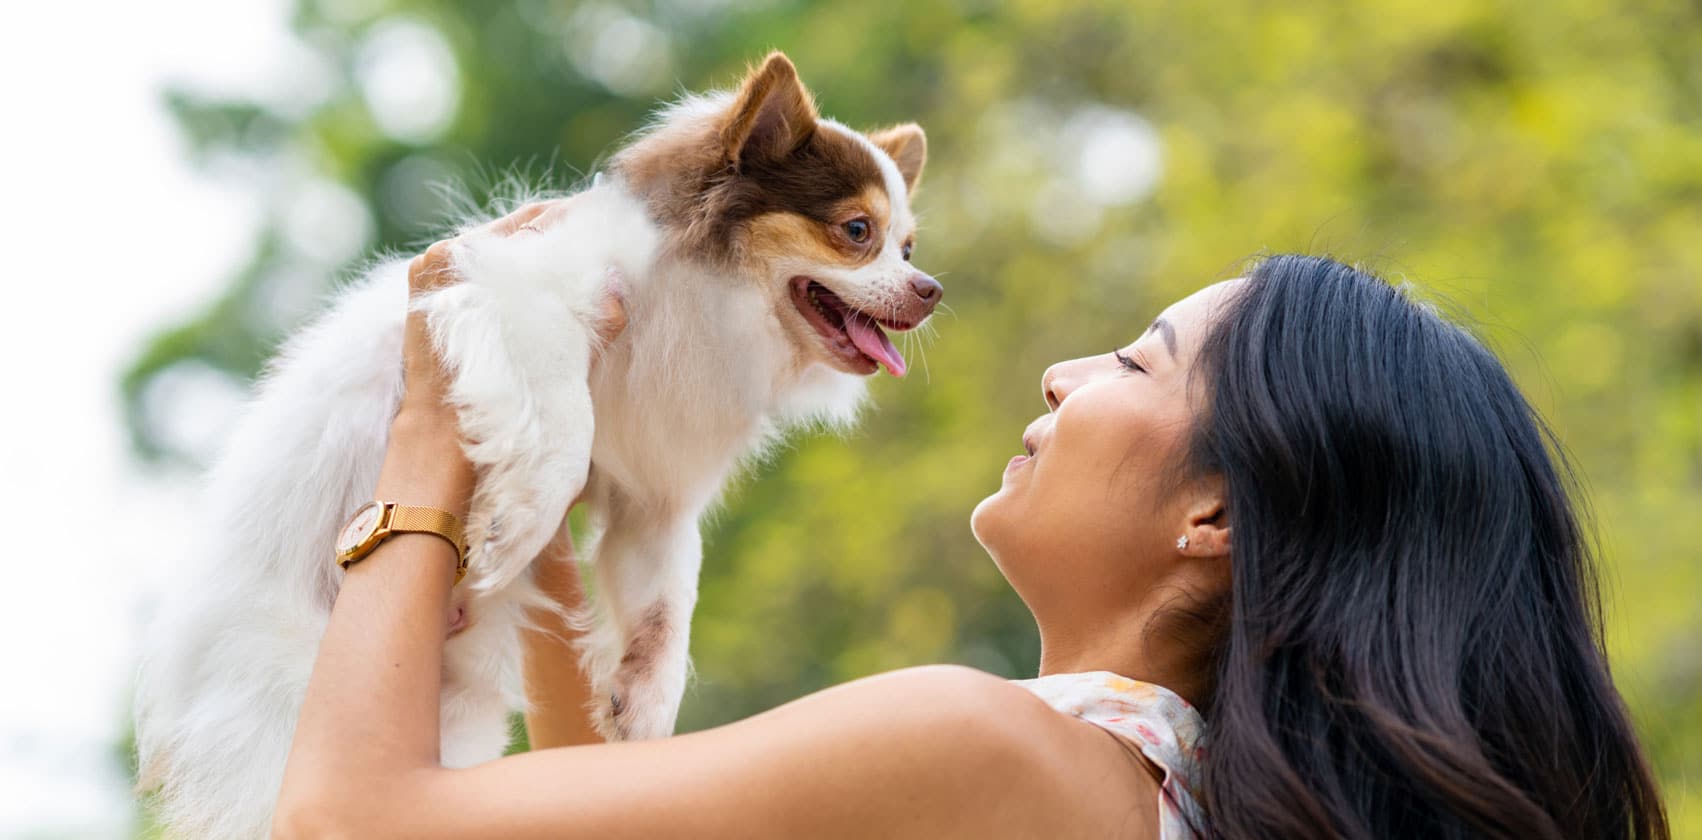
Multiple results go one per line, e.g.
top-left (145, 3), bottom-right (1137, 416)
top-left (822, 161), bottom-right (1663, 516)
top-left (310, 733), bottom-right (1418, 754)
top-left (134, 51), bottom-right (935, 839)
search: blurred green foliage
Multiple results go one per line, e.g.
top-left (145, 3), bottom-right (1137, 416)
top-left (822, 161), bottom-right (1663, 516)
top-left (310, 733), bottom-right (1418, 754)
top-left (127, 0), bottom-right (1702, 833)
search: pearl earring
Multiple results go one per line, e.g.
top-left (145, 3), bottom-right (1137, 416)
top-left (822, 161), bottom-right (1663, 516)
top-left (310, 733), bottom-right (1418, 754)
top-left (1176, 535), bottom-right (1189, 550)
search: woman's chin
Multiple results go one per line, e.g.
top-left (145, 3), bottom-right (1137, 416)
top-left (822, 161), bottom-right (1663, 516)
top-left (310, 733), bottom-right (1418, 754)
top-left (971, 495), bottom-right (1033, 607)
top-left (969, 490), bottom-right (1009, 552)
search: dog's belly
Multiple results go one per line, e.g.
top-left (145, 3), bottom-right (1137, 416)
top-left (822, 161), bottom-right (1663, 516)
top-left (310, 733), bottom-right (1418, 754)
top-left (439, 587), bottom-right (540, 765)
top-left (440, 660), bottom-right (521, 768)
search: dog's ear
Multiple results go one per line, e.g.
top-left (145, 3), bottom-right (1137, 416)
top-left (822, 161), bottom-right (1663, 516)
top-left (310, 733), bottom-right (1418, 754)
top-left (722, 52), bottom-right (818, 167)
top-left (868, 123), bottom-right (927, 194)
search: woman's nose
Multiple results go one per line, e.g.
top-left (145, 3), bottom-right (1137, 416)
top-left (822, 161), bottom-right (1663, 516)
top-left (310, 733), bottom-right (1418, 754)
top-left (1042, 355), bottom-right (1105, 410)
top-left (1042, 363), bottom-right (1068, 411)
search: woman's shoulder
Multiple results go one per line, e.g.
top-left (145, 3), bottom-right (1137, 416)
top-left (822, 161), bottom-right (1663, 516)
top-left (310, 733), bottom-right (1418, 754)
top-left (811, 666), bottom-right (1190, 750)
top-left (797, 665), bottom-right (1077, 736)
top-left (745, 664), bottom-right (1111, 769)
top-left (838, 664), bottom-right (1055, 709)
top-left (740, 666), bottom-right (1165, 836)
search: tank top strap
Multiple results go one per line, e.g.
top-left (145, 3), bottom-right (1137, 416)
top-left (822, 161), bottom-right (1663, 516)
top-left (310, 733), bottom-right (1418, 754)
top-left (1013, 671), bottom-right (1207, 840)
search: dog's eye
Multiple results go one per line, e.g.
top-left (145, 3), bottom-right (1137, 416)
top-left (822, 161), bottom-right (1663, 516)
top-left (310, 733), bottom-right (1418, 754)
top-left (902, 241), bottom-right (913, 261)
top-left (843, 218), bottom-right (871, 243)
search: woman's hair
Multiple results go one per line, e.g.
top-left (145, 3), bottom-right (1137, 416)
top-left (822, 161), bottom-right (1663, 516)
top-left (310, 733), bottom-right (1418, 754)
top-left (1183, 255), bottom-right (1668, 839)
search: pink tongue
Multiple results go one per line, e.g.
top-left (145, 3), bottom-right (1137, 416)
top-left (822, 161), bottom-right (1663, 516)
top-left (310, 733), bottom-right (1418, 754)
top-left (843, 314), bottom-right (907, 377)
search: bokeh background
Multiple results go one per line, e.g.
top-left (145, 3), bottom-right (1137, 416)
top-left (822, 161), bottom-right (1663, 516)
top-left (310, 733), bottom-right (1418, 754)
top-left (2, 0), bottom-right (1698, 836)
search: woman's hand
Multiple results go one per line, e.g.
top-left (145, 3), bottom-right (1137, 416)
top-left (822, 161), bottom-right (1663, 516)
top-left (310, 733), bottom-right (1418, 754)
top-left (388, 197), bottom-right (628, 519)
top-left (398, 197), bottom-right (620, 424)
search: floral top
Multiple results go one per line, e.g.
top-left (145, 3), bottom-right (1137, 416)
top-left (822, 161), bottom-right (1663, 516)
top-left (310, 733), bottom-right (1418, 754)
top-left (1013, 671), bottom-right (1206, 840)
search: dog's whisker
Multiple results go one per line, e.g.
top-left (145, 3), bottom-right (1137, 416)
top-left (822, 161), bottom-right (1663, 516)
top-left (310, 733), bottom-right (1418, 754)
top-left (913, 332), bottom-right (932, 384)
top-left (915, 323), bottom-right (938, 349)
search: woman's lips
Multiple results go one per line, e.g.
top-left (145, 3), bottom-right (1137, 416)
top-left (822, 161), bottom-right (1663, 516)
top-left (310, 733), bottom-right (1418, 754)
top-left (1007, 425), bottom-right (1043, 476)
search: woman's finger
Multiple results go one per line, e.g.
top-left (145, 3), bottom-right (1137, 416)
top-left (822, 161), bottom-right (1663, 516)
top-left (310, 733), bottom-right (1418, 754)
top-left (408, 240), bottom-right (460, 296)
top-left (594, 270), bottom-right (629, 347)
top-left (513, 194), bottom-right (588, 237)
top-left (400, 240), bottom-right (462, 417)
top-left (487, 198), bottom-right (570, 237)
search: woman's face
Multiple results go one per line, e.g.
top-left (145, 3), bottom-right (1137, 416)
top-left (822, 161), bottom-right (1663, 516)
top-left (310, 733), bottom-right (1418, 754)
top-left (972, 280), bottom-right (1240, 617)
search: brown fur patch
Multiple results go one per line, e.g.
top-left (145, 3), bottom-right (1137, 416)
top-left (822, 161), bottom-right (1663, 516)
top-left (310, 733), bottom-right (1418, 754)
top-left (615, 600), bottom-right (673, 683)
top-left (721, 53), bottom-right (818, 162)
top-left (744, 184), bottom-right (892, 269)
top-left (859, 184), bottom-right (892, 232)
top-left (610, 54), bottom-right (889, 268)
top-left (716, 127), bottom-right (886, 246)
top-left (746, 213), bottom-right (859, 267)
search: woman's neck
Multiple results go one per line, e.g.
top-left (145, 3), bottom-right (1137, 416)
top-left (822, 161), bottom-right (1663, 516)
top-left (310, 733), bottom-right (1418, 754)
top-left (1036, 602), bottom-right (1216, 709)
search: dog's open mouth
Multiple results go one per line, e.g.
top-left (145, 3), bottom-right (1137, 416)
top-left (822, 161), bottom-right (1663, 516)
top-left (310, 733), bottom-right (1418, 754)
top-left (789, 277), bottom-right (913, 377)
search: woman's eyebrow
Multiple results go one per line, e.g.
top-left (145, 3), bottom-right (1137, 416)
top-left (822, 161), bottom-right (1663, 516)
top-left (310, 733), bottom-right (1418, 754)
top-left (1146, 317), bottom-right (1178, 359)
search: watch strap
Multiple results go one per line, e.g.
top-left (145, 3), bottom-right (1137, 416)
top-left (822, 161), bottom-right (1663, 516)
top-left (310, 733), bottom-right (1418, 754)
top-left (386, 504), bottom-right (469, 584)
top-left (386, 504), bottom-right (466, 552)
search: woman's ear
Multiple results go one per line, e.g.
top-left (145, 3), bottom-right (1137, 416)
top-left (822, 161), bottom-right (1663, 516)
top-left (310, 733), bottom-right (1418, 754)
top-left (1178, 493), bottom-right (1230, 559)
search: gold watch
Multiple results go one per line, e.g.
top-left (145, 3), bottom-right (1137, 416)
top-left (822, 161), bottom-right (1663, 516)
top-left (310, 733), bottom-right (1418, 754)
top-left (334, 501), bottom-right (469, 584)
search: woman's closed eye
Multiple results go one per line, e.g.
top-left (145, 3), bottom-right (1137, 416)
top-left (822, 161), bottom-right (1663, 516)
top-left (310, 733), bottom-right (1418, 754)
top-left (1113, 349), bottom-right (1146, 374)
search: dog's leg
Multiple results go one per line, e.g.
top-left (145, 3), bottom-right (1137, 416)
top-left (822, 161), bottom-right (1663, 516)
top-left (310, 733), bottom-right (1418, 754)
top-left (418, 278), bottom-right (598, 589)
top-left (579, 491), bottom-right (702, 741)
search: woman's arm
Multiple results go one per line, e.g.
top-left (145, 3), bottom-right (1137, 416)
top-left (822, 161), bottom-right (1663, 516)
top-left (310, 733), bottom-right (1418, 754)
top-left (273, 235), bottom-right (485, 824)
top-left (274, 208), bottom-right (1155, 839)
top-left (282, 662), bottom-right (1107, 840)
top-left (519, 535), bottom-right (605, 749)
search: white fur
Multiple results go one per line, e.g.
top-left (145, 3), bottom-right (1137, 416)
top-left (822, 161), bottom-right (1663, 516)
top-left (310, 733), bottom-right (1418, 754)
top-left (133, 174), bottom-right (885, 837)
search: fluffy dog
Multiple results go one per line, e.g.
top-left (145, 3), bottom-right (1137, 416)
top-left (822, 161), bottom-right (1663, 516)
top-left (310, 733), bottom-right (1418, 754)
top-left (135, 52), bottom-right (935, 839)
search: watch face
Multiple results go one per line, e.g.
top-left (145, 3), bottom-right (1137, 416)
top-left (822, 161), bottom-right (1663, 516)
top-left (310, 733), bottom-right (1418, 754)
top-left (336, 502), bottom-right (383, 555)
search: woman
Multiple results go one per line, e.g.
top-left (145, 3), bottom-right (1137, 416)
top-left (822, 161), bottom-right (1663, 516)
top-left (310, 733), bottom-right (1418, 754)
top-left (272, 204), bottom-right (1669, 839)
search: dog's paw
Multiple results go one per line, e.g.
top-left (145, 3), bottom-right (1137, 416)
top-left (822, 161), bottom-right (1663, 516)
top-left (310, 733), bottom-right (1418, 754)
top-left (594, 674), bottom-right (679, 742)
top-left (592, 618), bottom-right (685, 741)
top-left (464, 447), bottom-right (585, 587)
top-left (463, 511), bottom-right (532, 585)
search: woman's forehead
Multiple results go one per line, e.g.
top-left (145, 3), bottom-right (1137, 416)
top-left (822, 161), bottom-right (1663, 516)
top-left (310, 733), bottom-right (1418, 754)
top-left (1144, 278), bottom-right (1244, 353)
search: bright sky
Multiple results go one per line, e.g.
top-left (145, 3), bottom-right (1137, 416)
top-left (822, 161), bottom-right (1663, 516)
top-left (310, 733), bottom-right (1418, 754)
top-left (0, 0), bottom-right (291, 835)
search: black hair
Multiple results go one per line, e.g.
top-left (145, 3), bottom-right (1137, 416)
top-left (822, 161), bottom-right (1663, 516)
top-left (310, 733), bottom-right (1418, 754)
top-left (1185, 255), bottom-right (1668, 839)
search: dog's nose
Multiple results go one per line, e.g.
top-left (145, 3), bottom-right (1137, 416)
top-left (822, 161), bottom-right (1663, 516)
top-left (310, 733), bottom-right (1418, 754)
top-left (909, 274), bottom-right (943, 305)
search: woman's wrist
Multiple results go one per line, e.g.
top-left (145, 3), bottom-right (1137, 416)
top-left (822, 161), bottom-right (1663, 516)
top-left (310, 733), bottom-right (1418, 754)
top-left (378, 409), bottom-right (475, 518)
top-left (391, 402), bottom-right (460, 437)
